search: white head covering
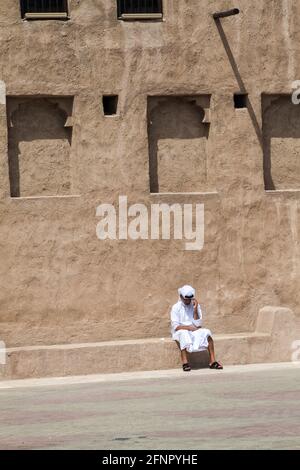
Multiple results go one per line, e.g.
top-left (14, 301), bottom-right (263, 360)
top-left (178, 285), bottom-right (195, 299)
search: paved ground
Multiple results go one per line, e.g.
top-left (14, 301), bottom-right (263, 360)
top-left (0, 363), bottom-right (299, 450)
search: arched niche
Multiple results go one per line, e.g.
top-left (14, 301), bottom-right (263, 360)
top-left (262, 94), bottom-right (300, 191)
top-left (147, 95), bottom-right (211, 193)
top-left (7, 97), bottom-right (74, 197)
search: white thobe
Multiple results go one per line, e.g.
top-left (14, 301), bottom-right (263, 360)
top-left (171, 300), bottom-right (212, 352)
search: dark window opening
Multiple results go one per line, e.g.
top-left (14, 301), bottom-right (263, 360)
top-left (103, 96), bottom-right (118, 116)
top-left (234, 94), bottom-right (248, 109)
top-left (20, 0), bottom-right (69, 19)
top-left (117, 0), bottom-right (163, 18)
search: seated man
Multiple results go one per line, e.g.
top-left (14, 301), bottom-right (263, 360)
top-left (171, 285), bottom-right (223, 372)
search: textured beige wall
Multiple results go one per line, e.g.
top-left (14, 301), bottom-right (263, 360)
top-left (0, 0), bottom-right (300, 347)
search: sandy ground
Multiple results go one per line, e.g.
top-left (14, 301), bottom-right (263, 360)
top-left (0, 363), bottom-right (299, 450)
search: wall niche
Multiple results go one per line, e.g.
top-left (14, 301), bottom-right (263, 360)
top-left (263, 94), bottom-right (300, 191)
top-left (7, 97), bottom-right (74, 197)
top-left (148, 95), bottom-right (211, 193)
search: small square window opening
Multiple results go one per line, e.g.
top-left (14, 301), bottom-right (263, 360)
top-left (103, 96), bottom-right (119, 116)
top-left (234, 94), bottom-right (248, 109)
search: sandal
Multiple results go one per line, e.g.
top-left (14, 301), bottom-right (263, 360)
top-left (209, 361), bottom-right (223, 370)
top-left (182, 363), bottom-right (191, 372)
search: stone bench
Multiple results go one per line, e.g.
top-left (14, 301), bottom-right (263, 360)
top-left (0, 306), bottom-right (299, 380)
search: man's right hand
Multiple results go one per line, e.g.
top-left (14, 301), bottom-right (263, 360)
top-left (176, 325), bottom-right (199, 332)
top-left (189, 326), bottom-right (199, 332)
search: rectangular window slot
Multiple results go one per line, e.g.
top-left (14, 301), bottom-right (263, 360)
top-left (117, 0), bottom-right (163, 19)
top-left (121, 13), bottom-right (163, 19)
top-left (103, 96), bottom-right (118, 116)
top-left (234, 94), bottom-right (248, 109)
top-left (20, 0), bottom-right (69, 19)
